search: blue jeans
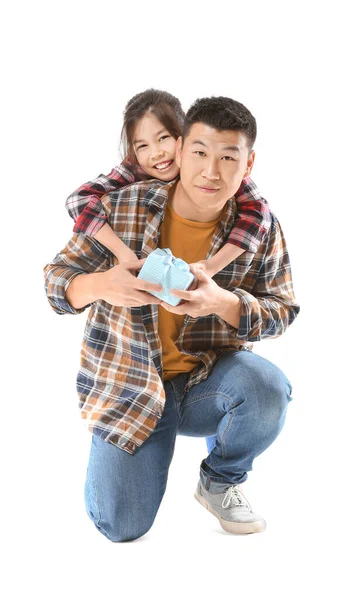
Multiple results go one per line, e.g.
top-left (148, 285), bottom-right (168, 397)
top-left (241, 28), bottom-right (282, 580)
top-left (84, 350), bottom-right (292, 542)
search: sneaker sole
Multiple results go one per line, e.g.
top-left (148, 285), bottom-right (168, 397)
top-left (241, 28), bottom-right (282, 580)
top-left (194, 489), bottom-right (266, 534)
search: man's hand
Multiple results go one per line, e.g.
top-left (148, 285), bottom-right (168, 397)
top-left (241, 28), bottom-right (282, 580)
top-left (99, 258), bottom-right (163, 307)
top-left (160, 266), bottom-right (226, 318)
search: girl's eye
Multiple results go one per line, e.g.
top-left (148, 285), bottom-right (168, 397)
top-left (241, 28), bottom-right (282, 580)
top-left (136, 144), bottom-right (147, 151)
top-left (159, 135), bottom-right (170, 142)
top-left (194, 151), bottom-right (205, 157)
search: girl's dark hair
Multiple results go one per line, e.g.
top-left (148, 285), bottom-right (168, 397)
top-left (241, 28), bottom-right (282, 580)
top-left (182, 96), bottom-right (257, 151)
top-left (120, 89), bottom-right (185, 168)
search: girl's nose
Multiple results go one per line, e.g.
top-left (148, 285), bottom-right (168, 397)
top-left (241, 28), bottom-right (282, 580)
top-left (151, 146), bottom-right (164, 160)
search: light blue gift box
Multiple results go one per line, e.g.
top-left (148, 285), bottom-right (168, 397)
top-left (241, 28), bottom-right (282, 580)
top-left (137, 248), bottom-right (196, 307)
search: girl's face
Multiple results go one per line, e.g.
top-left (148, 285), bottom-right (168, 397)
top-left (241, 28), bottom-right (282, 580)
top-left (132, 112), bottom-right (180, 181)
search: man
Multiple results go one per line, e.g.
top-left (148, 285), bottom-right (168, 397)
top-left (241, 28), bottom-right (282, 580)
top-left (44, 96), bottom-right (299, 541)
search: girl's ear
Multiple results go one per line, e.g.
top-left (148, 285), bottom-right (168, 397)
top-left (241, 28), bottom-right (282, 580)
top-left (175, 136), bottom-right (183, 168)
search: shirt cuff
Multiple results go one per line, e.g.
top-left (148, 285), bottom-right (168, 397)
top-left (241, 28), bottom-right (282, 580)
top-left (215, 288), bottom-right (262, 341)
top-left (51, 270), bottom-right (90, 315)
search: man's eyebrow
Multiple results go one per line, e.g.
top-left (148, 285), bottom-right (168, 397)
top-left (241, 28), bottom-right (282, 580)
top-left (191, 140), bottom-right (207, 147)
top-left (191, 140), bottom-right (240, 153)
top-left (222, 145), bottom-right (241, 153)
top-left (133, 128), bottom-right (167, 145)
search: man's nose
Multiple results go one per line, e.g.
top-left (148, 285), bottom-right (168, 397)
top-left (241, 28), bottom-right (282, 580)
top-left (202, 158), bottom-right (220, 180)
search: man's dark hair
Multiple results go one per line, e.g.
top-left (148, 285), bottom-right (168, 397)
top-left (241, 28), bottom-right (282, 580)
top-left (182, 96), bottom-right (257, 152)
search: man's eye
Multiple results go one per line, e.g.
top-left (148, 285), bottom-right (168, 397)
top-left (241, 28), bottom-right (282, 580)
top-left (194, 151), bottom-right (205, 156)
top-left (222, 156), bottom-right (234, 161)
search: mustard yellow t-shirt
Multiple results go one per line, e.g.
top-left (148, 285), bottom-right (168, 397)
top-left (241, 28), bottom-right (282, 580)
top-left (158, 201), bottom-right (220, 381)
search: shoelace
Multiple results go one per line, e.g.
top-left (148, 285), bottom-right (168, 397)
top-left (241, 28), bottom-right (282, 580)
top-left (222, 485), bottom-right (252, 511)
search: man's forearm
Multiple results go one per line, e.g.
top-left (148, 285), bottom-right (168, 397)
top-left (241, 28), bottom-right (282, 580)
top-left (65, 272), bottom-right (103, 309)
top-left (215, 289), bottom-right (241, 329)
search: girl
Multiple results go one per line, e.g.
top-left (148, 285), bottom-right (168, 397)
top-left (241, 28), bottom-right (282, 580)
top-left (66, 88), bottom-right (271, 277)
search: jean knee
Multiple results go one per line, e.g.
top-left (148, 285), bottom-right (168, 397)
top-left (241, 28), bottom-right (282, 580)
top-left (236, 363), bottom-right (292, 424)
top-left (103, 519), bottom-right (155, 543)
top-left (85, 479), bottom-right (158, 542)
top-left (86, 504), bottom-right (156, 543)
top-left (262, 368), bottom-right (293, 423)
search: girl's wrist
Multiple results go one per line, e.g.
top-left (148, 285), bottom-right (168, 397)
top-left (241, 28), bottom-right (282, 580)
top-left (204, 258), bottom-right (218, 277)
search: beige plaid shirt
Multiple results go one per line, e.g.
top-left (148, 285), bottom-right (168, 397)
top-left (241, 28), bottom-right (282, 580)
top-left (44, 179), bottom-right (300, 454)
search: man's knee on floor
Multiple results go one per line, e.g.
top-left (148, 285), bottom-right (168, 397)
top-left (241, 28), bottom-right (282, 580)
top-left (104, 521), bottom-right (154, 543)
top-left (88, 513), bottom-right (153, 542)
top-left (86, 506), bottom-right (155, 543)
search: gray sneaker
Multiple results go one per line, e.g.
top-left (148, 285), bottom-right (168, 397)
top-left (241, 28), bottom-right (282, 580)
top-left (194, 480), bottom-right (266, 534)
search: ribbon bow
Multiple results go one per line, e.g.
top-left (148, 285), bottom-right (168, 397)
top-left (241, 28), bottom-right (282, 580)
top-left (156, 248), bottom-right (190, 292)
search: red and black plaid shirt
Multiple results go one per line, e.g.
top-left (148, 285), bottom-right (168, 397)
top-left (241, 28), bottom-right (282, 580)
top-left (65, 162), bottom-right (272, 254)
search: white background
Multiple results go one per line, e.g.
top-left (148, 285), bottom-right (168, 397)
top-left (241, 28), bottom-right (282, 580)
top-left (2, 1), bottom-right (355, 598)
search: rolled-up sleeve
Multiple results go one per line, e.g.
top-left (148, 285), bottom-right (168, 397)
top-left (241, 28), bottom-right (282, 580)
top-left (65, 163), bottom-right (138, 237)
top-left (44, 234), bottom-right (110, 315)
top-left (228, 177), bottom-right (272, 253)
top-left (218, 218), bottom-right (300, 341)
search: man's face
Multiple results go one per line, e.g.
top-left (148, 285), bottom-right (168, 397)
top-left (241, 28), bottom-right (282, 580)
top-left (175, 123), bottom-right (255, 216)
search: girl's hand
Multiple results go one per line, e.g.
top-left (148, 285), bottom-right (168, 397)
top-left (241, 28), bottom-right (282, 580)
top-left (189, 259), bottom-right (215, 278)
top-left (114, 248), bottom-right (139, 275)
top-left (118, 248), bottom-right (138, 263)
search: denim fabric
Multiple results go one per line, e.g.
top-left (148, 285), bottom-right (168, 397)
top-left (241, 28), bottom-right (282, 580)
top-left (84, 350), bottom-right (293, 542)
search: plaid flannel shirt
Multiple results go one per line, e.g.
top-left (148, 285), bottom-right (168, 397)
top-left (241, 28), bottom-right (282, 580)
top-left (45, 179), bottom-right (300, 455)
top-left (66, 162), bottom-right (271, 253)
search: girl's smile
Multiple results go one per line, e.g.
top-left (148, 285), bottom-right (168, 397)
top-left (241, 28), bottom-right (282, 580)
top-left (132, 113), bottom-right (180, 181)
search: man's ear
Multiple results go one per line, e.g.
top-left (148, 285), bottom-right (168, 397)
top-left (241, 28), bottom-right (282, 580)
top-left (175, 136), bottom-right (183, 168)
top-left (243, 149), bottom-right (255, 178)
